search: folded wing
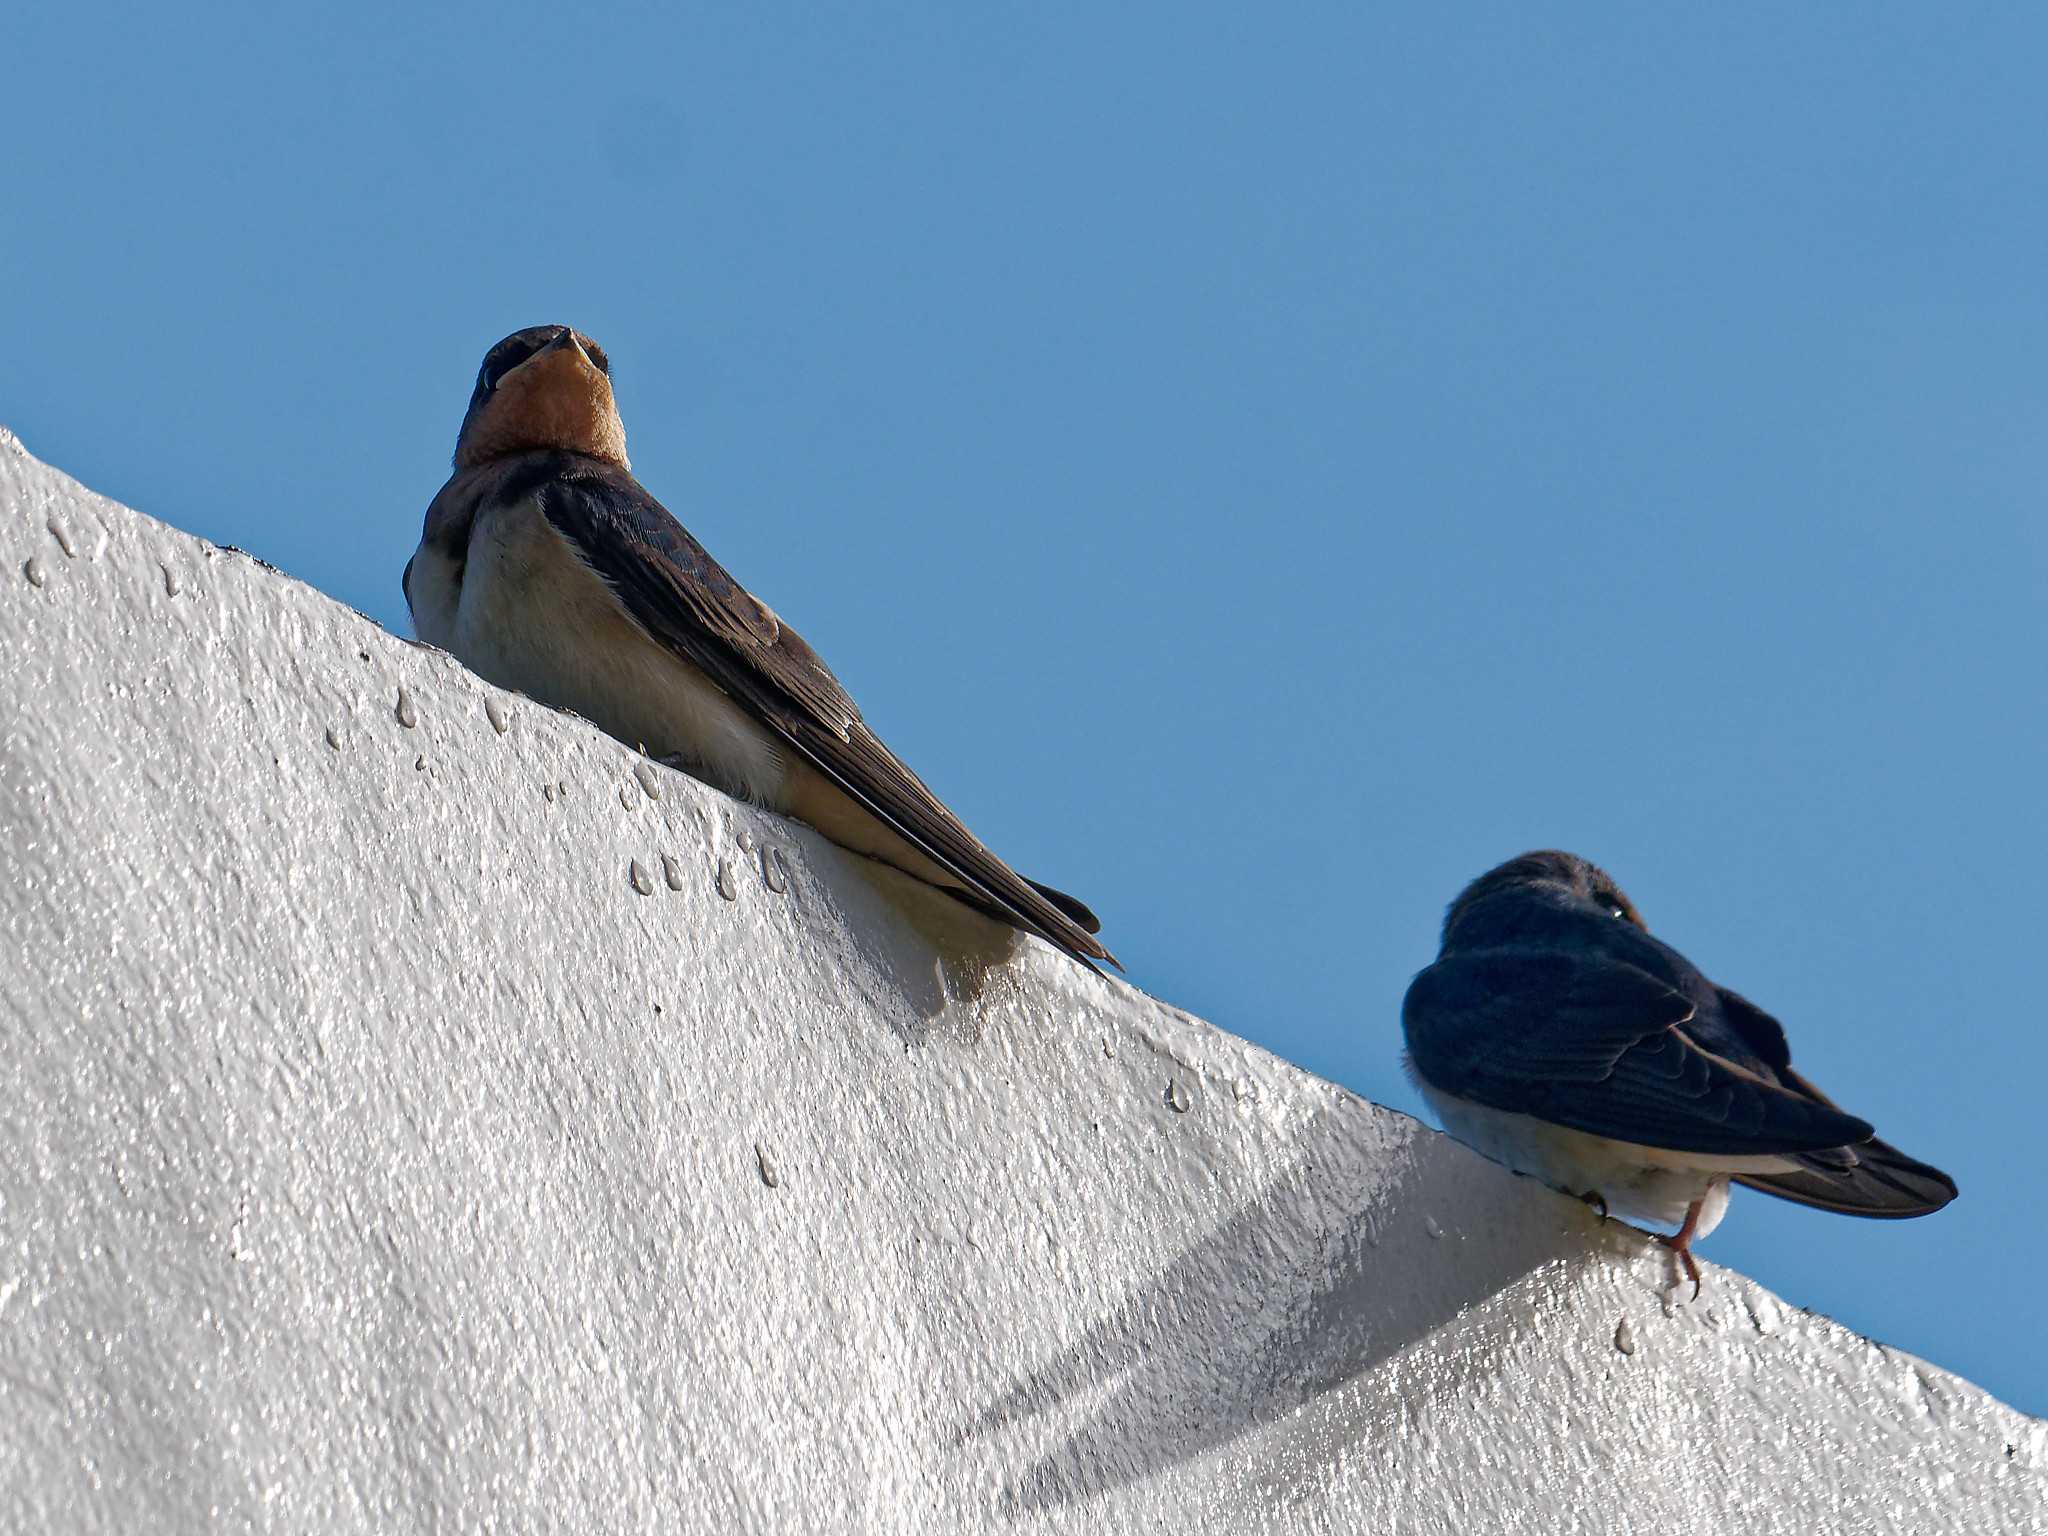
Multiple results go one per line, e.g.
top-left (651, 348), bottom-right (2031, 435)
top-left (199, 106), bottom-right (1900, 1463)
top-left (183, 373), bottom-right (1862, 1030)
top-left (534, 456), bottom-right (1115, 967)
top-left (1402, 948), bottom-right (1874, 1156)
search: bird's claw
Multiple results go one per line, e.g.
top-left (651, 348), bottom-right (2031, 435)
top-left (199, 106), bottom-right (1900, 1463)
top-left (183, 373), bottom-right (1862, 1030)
top-left (1657, 1234), bottom-right (1703, 1301)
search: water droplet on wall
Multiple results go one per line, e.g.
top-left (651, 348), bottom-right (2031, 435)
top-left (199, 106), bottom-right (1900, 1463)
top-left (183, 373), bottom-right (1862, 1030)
top-left (23, 558), bottom-right (45, 588)
top-left (715, 860), bottom-right (738, 901)
top-left (1423, 1214), bottom-right (1444, 1240)
top-left (324, 727), bottom-right (341, 751)
top-left (395, 689), bottom-right (417, 729)
top-left (634, 762), bottom-right (661, 800)
top-left (660, 854), bottom-right (686, 891)
top-left (485, 698), bottom-right (509, 735)
top-left (160, 563), bottom-right (181, 597)
top-left (629, 860), bottom-right (654, 896)
top-left (761, 848), bottom-right (789, 893)
top-left (1164, 1079), bottom-right (1191, 1114)
top-left (46, 519), bottom-right (77, 558)
top-left (1614, 1317), bottom-right (1638, 1356)
top-left (755, 1144), bottom-right (780, 1188)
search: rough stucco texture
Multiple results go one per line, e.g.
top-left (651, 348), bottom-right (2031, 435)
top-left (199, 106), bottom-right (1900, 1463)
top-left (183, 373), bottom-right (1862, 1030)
top-left (1, 428), bottom-right (2042, 1533)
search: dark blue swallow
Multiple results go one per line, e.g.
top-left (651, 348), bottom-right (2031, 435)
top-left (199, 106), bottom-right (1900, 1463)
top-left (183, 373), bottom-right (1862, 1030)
top-left (1403, 850), bottom-right (1955, 1294)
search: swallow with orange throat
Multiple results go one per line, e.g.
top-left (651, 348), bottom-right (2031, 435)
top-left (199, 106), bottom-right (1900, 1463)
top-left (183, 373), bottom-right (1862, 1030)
top-left (404, 325), bottom-right (1113, 969)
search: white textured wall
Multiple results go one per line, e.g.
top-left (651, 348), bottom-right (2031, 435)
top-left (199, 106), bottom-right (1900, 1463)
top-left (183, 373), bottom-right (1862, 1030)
top-left (1, 428), bottom-right (2040, 1534)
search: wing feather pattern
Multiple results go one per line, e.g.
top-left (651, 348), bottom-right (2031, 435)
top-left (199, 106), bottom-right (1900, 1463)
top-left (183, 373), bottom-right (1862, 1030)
top-left (1403, 949), bottom-right (1874, 1155)
top-left (530, 455), bottom-right (1114, 967)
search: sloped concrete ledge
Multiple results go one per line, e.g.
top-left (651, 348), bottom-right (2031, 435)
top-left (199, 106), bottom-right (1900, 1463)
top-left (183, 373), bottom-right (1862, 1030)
top-left (1, 428), bottom-right (2041, 1533)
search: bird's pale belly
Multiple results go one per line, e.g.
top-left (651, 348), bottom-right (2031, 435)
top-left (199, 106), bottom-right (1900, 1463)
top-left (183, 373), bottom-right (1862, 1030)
top-left (409, 503), bottom-right (975, 899)
top-left (1417, 1084), bottom-right (1802, 1238)
top-left (411, 499), bottom-right (789, 805)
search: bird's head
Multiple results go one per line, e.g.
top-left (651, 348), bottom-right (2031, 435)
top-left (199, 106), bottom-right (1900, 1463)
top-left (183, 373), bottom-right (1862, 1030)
top-left (453, 325), bottom-right (629, 471)
top-left (1440, 849), bottom-right (1646, 948)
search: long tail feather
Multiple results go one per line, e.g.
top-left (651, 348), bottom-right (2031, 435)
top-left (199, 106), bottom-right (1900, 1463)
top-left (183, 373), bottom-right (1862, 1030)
top-left (1026, 878), bottom-right (1102, 936)
top-left (1735, 1135), bottom-right (1957, 1218)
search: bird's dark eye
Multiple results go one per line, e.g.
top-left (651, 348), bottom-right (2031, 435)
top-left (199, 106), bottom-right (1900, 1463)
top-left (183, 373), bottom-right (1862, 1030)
top-left (480, 343), bottom-right (537, 394)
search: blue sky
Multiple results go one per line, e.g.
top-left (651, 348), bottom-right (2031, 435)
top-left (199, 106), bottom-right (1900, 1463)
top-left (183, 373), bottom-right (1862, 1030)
top-left (6, 6), bottom-right (2043, 1416)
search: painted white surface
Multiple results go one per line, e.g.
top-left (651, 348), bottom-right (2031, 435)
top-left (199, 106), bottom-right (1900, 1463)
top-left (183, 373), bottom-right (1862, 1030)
top-left (1, 427), bottom-right (2040, 1534)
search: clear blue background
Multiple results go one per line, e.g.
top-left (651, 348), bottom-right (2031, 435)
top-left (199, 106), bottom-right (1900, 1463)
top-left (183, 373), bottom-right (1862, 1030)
top-left (6, 5), bottom-right (2041, 1417)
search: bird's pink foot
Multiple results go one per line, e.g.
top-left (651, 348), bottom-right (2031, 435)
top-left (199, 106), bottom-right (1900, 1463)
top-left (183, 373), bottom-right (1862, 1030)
top-left (1658, 1198), bottom-right (1706, 1300)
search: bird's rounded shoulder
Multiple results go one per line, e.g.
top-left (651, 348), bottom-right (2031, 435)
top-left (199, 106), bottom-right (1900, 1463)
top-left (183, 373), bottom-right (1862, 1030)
top-left (516, 452), bottom-right (863, 722)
